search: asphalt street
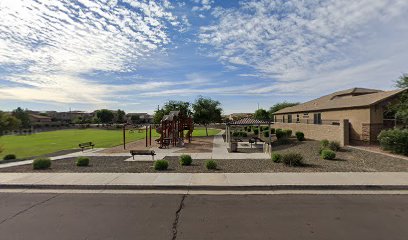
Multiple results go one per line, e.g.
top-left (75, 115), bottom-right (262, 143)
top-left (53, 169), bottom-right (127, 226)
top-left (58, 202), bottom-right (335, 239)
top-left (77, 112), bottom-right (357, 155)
top-left (0, 192), bottom-right (407, 240)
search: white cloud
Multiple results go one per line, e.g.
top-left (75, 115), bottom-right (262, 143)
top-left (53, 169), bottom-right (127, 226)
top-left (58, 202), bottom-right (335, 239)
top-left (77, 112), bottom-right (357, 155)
top-left (0, 0), bottom-right (185, 103)
top-left (192, 0), bottom-right (214, 11)
top-left (200, 0), bottom-right (408, 93)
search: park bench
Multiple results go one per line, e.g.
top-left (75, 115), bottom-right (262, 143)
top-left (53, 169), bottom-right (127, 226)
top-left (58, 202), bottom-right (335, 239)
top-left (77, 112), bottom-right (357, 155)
top-left (130, 150), bottom-right (156, 160)
top-left (78, 142), bottom-right (95, 152)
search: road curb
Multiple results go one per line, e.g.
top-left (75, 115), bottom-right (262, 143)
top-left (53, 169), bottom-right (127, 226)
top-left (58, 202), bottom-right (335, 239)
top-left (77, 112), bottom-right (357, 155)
top-left (2, 184), bottom-right (408, 191)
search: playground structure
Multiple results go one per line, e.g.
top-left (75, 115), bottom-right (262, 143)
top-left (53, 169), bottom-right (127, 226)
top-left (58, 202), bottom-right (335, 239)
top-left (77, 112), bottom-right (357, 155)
top-left (122, 124), bottom-right (153, 149)
top-left (156, 111), bottom-right (194, 148)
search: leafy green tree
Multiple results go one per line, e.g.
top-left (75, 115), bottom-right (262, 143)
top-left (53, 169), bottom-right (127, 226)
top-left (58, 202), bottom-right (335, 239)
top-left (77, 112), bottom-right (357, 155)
top-left (153, 108), bottom-right (165, 124)
top-left (393, 74), bottom-right (408, 127)
top-left (254, 108), bottom-right (269, 121)
top-left (11, 107), bottom-right (31, 128)
top-left (192, 96), bottom-right (222, 136)
top-left (163, 100), bottom-right (192, 117)
top-left (268, 102), bottom-right (299, 118)
top-left (0, 111), bottom-right (21, 136)
top-left (95, 109), bottom-right (114, 124)
top-left (154, 100), bottom-right (192, 124)
top-left (115, 109), bottom-right (126, 123)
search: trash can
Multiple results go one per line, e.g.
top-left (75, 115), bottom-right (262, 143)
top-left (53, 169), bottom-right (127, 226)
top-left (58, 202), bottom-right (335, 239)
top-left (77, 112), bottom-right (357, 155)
top-left (230, 141), bottom-right (238, 152)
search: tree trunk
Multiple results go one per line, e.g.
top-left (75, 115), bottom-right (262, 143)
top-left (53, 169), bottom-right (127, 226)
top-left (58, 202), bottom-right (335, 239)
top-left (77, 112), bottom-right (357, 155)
top-left (205, 125), bottom-right (208, 136)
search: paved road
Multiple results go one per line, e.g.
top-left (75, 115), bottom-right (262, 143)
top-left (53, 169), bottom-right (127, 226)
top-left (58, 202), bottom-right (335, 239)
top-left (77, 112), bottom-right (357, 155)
top-left (0, 192), bottom-right (407, 240)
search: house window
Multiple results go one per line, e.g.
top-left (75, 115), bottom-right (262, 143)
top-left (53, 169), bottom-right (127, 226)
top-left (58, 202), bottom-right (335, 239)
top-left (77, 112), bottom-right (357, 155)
top-left (296, 114), bottom-right (299, 123)
top-left (283, 115), bottom-right (285, 123)
top-left (287, 115), bottom-right (292, 123)
top-left (313, 113), bottom-right (322, 124)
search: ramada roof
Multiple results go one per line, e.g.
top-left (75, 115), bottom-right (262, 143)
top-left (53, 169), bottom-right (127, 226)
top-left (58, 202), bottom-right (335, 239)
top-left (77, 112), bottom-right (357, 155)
top-left (227, 117), bottom-right (270, 125)
top-left (274, 88), bottom-right (406, 114)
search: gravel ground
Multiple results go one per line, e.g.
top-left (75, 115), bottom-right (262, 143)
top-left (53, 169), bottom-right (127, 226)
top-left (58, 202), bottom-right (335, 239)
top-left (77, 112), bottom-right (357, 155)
top-left (1, 140), bottom-right (408, 173)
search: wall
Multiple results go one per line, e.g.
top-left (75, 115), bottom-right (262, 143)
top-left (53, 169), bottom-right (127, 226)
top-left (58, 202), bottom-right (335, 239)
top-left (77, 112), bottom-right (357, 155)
top-left (273, 119), bottom-right (349, 146)
top-left (275, 107), bottom-right (370, 142)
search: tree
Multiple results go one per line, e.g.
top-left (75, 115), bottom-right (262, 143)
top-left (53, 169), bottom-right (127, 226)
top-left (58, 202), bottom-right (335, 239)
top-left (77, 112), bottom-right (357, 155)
top-left (154, 100), bottom-right (192, 124)
top-left (163, 100), bottom-right (192, 117)
top-left (0, 111), bottom-right (21, 136)
top-left (115, 109), bottom-right (126, 124)
top-left (95, 109), bottom-right (114, 124)
top-left (254, 108), bottom-right (269, 121)
top-left (393, 74), bottom-right (408, 127)
top-left (192, 96), bottom-right (222, 136)
top-left (153, 108), bottom-right (165, 124)
top-left (11, 107), bottom-right (31, 128)
top-left (269, 102), bottom-right (299, 117)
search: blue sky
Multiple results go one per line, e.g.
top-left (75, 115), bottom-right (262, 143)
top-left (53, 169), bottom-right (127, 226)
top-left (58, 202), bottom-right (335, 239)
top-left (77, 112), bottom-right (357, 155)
top-left (0, 0), bottom-right (408, 114)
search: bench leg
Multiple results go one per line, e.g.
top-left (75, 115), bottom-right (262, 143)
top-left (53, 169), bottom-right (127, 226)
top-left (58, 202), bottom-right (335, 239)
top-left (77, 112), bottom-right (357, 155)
top-left (132, 155), bottom-right (134, 160)
top-left (152, 155), bottom-right (155, 161)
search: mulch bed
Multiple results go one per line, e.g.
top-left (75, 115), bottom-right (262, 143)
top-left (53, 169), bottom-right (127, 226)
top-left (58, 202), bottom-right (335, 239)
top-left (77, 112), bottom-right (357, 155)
top-left (1, 140), bottom-right (408, 173)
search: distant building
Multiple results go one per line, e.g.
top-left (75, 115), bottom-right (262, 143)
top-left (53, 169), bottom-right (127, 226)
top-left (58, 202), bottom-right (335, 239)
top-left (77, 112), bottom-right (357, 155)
top-left (46, 111), bottom-right (93, 122)
top-left (127, 113), bottom-right (153, 124)
top-left (228, 113), bottom-right (254, 121)
top-left (29, 114), bottom-right (52, 123)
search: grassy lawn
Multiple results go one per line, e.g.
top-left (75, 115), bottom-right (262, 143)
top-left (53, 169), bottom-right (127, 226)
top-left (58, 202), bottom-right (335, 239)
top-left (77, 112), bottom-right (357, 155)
top-left (0, 127), bottom-right (220, 159)
top-left (190, 127), bottom-right (220, 137)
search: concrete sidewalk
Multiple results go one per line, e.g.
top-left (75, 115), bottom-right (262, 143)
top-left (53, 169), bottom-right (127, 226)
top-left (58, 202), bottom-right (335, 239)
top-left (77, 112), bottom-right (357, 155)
top-left (1, 172), bottom-right (408, 190)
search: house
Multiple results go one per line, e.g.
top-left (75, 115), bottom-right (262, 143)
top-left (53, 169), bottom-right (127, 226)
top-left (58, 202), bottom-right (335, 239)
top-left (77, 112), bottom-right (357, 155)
top-left (29, 114), bottom-right (52, 123)
top-left (273, 88), bottom-right (406, 144)
top-left (46, 111), bottom-right (93, 122)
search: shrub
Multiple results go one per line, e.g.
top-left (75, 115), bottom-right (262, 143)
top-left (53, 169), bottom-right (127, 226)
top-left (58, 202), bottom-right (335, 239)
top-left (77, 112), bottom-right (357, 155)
top-left (320, 139), bottom-right (329, 148)
top-left (328, 141), bottom-right (341, 151)
top-left (263, 126), bottom-right (269, 131)
top-left (378, 129), bottom-right (408, 155)
top-left (270, 128), bottom-right (275, 134)
top-left (3, 154), bottom-right (16, 160)
top-left (283, 129), bottom-right (292, 137)
top-left (244, 126), bottom-right (248, 131)
top-left (246, 127), bottom-right (252, 132)
top-left (232, 131), bottom-right (247, 137)
top-left (260, 126), bottom-right (264, 131)
top-left (263, 130), bottom-right (270, 138)
top-left (321, 149), bottom-right (336, 160)
top-left (205, 160), bottom-right (217, 170)
top-left (253, 128), bottom-right (259, 135)
top-left (282, 153), bottom-right (303, 166)
top-left (154, 160), bottom-right (169, 170)
top-left (76, 157), bottom-right (90, 166)
top-left (271, 153), bottom-right (282, 163)
top-left (295, 132), bottom-right (305, 141)
top-left (275, 128), bottom-right (284, 139)
top-left (33, 158), bottom-right (51, 170)
top-left (179, 154), bottom-right (192, 166)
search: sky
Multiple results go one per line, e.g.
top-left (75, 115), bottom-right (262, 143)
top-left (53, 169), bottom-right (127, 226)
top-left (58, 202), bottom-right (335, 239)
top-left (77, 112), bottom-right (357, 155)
top-left (0, 0), bottom-right (408, 114)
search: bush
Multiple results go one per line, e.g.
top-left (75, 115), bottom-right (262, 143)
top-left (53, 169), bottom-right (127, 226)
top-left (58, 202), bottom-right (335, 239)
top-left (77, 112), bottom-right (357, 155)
top-left (179, 154), bottom-right (192, 166)
top-left (154, 160), bottom-right (169, 170)
top-left (244, 126), bottom-right (248, 131)
top-left (205, 160), bottom-right (217, 170)
top-left (282, 153), bottom-right (303, 166)
top-left (232, 131), bottom-right (247, 138)
top-left (33, 158), bottom-right (51, 170)
top-left (295, 132), bottom-right (305, 141)
top-left (283, 129), bottom-right (292, 137)
top-left (76, 157), bottom-right (90, 166)
top-left (321, 149), bottom-right (336, 160)
top-left (263, 130), bottom-right (270, 138)
top-left (378, 129), bottom-right (408, 155)
top-left (253, 128), bottom-right (259, 135)
top-left (270, 128), bottom-right (275, 134)
top-left (260, 126), bottom-right (264, 131)
top-left (271, 153), bottom-right (282, 163)
top-left (263, 126), bottom-right (269, 131)
top-left (320, 139), bottom-right (329, 148)
top-left (3, 154), bottom-right (16, 160)
top-left (275, 128), bottom-right (284, 139)
top-left (328, 141), bottom-right (341, 151)
top-left (246, 127), bottom-right (252, 132)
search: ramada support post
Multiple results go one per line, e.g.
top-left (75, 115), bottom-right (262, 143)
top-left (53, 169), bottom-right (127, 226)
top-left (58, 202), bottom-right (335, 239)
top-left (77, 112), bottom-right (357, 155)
top-left (145, 125), bottom-right (148, 147)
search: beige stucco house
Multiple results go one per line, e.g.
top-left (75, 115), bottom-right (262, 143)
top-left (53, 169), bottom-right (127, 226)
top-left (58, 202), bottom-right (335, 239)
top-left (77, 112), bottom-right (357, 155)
top-left (273, 88), bottom-right (406, 144)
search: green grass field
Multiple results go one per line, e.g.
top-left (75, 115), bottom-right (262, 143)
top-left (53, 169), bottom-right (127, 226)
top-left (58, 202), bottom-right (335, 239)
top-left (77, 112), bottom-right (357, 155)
top-left (0, 127), bottom-right (220, 159)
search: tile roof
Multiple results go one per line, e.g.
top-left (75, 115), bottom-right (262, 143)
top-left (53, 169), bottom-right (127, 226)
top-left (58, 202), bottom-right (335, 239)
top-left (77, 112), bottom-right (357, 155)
top-left (227, 117), bottom-right (270, 125)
